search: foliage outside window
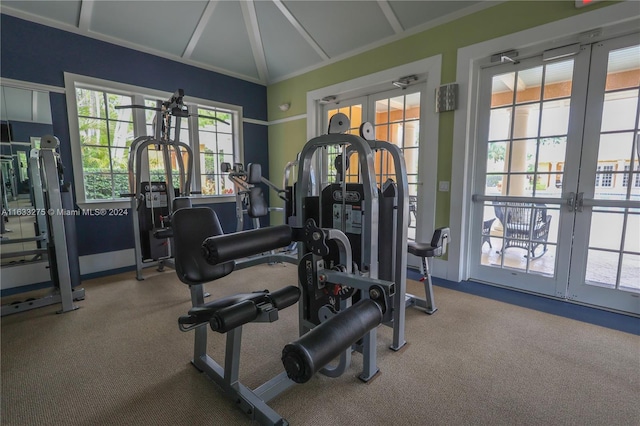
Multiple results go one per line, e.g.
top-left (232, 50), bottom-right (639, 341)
top-left (72, 80), bottom-right (240, 203)
top-left (198, 107), bottom-right (234, 196)
top-left (76, 88), bottom-right (133, 200)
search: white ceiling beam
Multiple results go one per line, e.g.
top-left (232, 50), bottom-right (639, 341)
top-left (272, 0), bottom-right (329, 61)
top-left (240, 0), bottom-right (268, 84)
top-left (78, 0), bottom-right (94, 31)
top-left (183, 0), bottom-right (219, 59)
top-left (377, 0), bottom-right (403, 34)
top-left (499, 73), bottom-right (527, 92)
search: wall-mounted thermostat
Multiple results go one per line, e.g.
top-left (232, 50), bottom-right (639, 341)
top-left (435, 83), bottom-right (458, 113)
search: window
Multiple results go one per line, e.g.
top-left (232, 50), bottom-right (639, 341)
top-left (623, 165), bottom-right (629, 187)
top-left (197, 107), bottom-right (235, 196)
top-left (65, 74), bottom-right (242, 206)
top-left (76, 88), bottom-right (134, 199)
top-left (596, 165), bottom-right (614, 187)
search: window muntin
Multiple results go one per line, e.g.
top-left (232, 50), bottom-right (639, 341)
top-left (70, 77), bottom-right (241, 203)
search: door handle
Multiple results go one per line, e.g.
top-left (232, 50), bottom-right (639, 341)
top-left (566, 192), bottom-right (576, 212)
top-left (566, 192), bottom-right (584, 212)
top-left (576, 192), bottom-right (584, 212)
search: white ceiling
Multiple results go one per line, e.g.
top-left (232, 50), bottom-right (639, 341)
top-left (1, 0), bottom-right (495, 85)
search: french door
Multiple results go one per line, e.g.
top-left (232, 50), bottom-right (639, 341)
top-left (322, 87), bottom-right (425, 243)
top-left (470, 33), bottom-right (640, 315)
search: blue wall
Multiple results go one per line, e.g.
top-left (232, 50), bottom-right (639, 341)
top-left (1, 14), bottom-right (270, 257)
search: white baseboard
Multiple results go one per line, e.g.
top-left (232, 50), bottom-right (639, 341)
top-left (79, 249), bottom-right (135, 275)
top-left (1, 249), bottom-right (135, 291)
top-left (2, 247), bottom-right (450, 291)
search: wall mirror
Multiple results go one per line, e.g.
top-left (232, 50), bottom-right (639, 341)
top-left (1, 83), bottom-right (54, 266)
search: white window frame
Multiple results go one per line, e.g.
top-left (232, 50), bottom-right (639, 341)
top-left (64, 73), bottom-right (243, 209)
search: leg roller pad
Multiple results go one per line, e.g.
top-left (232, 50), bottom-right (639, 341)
top-left (281, 299), bottom-right (383, 383)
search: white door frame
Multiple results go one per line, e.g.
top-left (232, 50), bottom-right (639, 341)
top-left (450, 2), bottom-right (640, 283)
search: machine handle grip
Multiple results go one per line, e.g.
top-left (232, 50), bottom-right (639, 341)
top-left (210, 300), bottom-right (259, 333)
top-left (267, 286), bottom-right (301, 310)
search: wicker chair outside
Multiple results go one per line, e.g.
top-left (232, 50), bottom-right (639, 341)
top-left (493, 202), bottom-right (551, 259)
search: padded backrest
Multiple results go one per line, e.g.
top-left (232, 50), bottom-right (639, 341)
top-left (247, 186), bottom-right (268, 218)
top-left (430, 227), bottom-right (450, 255)
top-left (247, 163), bottom-right (262, 184)
top-left (172, 197), bottom-right (192, 211)
top-left (172, 207), bottom-right (234, 285)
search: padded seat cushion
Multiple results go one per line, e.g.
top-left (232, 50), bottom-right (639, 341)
top-left (408, 241), bottom-right (438, 258)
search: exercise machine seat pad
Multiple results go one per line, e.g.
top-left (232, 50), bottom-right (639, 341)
top-left (281, 298), bottom-right (383, 383)
top-left (202, 225), bottom-right (292, 265)
top-left (407, 241), bottom-right (438, 258)
top-left (408, 228), bottom-right (450, 258)
top-left (172, 207), bottom-right (234, 285)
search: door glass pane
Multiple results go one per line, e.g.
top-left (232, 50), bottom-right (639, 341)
top-left (486, 141), bottom-right (507, 174)
top-left (540, 99), bottom-right (570, 137)
top-left (590, 211), bottom-right (623, 251)
top-left (404, 147), bottom-right (419, 175)
top-left (405, 93), bottom-right (420, 119)
top-left (514, 105), bottom-right (539, 138)
top-left (620, 254), bottom-right (640, 292)
top-left (595, 132), bottom-right (634, 201)
top-left (516, 66), bottom-right (542, 104)
top-left (605, 45), bottom-right (640, 91)
top-left (375, 100), bottom-right (388, 123)
top-left (544, 60), bottom-right (574, 100)
top-left (404, 120), bottom-right (419, 148)
top-left (601, 90), bottom-right (639, 132)
top-left (488, 107), bottom-right (511, 140)
top-left (510, 139), bottom-right (536, 173)
top-left (389, 96), bottom-right (404, 123)
top-left (389, 122), bottom-right (403, 146)
top-left (624, 213), bottom-right (640, 252)
top-left (491, 73), bottom-right (515, 107)
top-left (484, 174), bottom-right (506, 195)
top-left (482, 202), bottom-right (556, 277)
top-left (375, 124), bottom-right (389, 141)
top-left (585, 249), bottom-right (619, 288)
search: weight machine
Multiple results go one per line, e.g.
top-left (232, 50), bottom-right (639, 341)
top-left (121, 89), bottom-right (215, 280)
top-left (294, 113), bottom-right (440, 350)
top-left (1, 135), bottom-right (84, 316)
top-left (222, 162), bottom-right (287, 232)
top-left (170, 115), bottom-right (430, 424)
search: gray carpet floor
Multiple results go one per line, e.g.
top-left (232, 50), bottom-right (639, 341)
top-left (1, 263), bottom-right (639, 425)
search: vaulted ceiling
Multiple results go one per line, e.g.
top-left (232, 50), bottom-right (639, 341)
top-left (1, 0), bottom-right (495, 85)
